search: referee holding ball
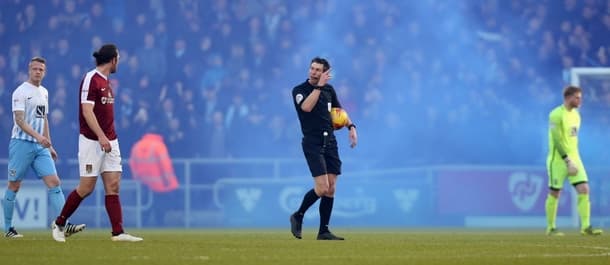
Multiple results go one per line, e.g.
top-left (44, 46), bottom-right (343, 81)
top-left (290, 57), bottom-right (357, 240)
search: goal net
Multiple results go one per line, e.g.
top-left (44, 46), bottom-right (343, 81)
top-left (567, 67), bottom-right (610, 228)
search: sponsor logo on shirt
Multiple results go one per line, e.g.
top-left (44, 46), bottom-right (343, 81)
top-left (36, 105), bottom-right (45, 118)
top-left (101, 92), bottom-right (114, 104)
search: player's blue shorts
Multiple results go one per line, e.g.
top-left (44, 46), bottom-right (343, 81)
top-left (7, 139), bottom-right (57, 181)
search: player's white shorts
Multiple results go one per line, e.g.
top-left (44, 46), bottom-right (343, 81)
top-left (78, 134), bottom-right (122, 177)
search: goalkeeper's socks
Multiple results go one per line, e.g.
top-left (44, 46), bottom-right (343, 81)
top-left (545, 194), bottom-right (559, 229)
top-left (297, 189), bottom-right (320, 216)
top-left (577, 193), bottom-right (591, 229)
top-left (319, 196), bottom-right (334, 234)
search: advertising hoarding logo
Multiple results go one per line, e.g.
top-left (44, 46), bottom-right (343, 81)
top-left (235, 188), bottom-right (262, 212)
top-left (393, 189), bottom-right (419, 213)
top-left (509, 172), bottom-right (543, 212)
top-left (279, 187), bottom-right (306, 214)
top-left (0, 187), bottom-right (47, 228)
top-left (332, 195), bottom-right (376, 218)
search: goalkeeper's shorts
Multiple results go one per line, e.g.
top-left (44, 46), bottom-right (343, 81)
top-left (547, 155), bottom-right (587, 190)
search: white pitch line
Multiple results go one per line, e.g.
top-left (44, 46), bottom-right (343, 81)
top-left (181, 256), bottom-right (210, 261)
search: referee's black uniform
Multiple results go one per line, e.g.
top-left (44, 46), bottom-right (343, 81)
top-left (292, 80), bottom-right (342, 177)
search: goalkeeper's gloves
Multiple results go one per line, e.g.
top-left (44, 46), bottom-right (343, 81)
top-left (564, 157), bottom-right (578, 176)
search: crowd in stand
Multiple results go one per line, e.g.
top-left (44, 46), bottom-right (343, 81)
top-left (1, 0), bottom-right (610, 165)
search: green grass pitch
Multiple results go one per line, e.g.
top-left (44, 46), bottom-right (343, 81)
top-left (1, 229), bottom-right (609, 265)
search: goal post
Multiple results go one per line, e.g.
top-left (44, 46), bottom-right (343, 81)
top-left (569, 67), bottom-right (610, 87)
top-left (567, 67), bottom-right (610, 229)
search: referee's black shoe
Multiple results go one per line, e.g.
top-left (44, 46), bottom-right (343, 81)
top-left (289, 212), bottom-right (302, 239)
top-left (317, 231), bottom-right (344, 240)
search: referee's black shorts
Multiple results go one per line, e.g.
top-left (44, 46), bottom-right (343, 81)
top-left (301, 135), bottom-right (341, 177)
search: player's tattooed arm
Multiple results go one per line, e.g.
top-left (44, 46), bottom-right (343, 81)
top-left (13, 110), bottom-right (51, 147)
top-left (14, 111), bottom-right (30, 132)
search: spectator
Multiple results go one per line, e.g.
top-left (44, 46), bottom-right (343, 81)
top-left (1, 0), bottom-right (610, 167)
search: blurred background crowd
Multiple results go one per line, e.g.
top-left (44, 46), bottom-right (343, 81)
top-left (1, 0), bottom-right (610, 167)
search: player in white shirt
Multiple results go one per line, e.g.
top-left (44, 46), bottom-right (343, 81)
top-left (3, 57), bottom-right (84, 238)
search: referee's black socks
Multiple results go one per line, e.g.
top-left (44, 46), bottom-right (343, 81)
top-left (319, 196), bottom-right (334, 234)
top-left (297, 189), bottom-right (320, 217)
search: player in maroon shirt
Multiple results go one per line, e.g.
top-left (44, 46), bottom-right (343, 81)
top-left (51, 44), bottom-right (143, 242)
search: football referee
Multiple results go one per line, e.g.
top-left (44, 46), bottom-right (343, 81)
top-left (289, 57), bottom-right (358, 240)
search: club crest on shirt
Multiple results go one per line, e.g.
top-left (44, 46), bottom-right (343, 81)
top-left (295, 94), bottom-right (303, 104)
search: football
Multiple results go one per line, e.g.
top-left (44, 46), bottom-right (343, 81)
top-left (331, 107), bottom-right (350, 129)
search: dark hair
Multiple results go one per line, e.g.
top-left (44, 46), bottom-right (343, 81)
top-left (30, 56), bottom-right (46, 64)
top-left (311, 57), bottom-right (330, 72)
top-left (563, 85), bottom-right (582, 98)
top-left (93, 43), bottom-right (118, 66)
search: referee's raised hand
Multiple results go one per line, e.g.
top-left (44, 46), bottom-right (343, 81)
top-left (317, 68), bottom-right (331, 87)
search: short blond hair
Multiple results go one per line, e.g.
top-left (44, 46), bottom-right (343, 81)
top-left (30, 56), bottom-right (46, 64)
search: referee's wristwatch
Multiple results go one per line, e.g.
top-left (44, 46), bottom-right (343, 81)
top-left (347, 123), bottom-right (356, 131)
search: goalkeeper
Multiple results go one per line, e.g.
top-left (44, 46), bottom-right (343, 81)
top-left (545, 85), bottom-right (602, 236)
